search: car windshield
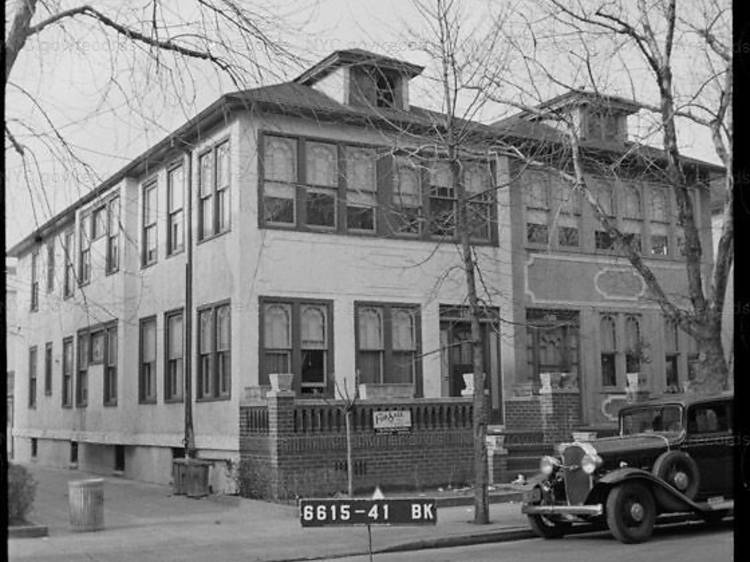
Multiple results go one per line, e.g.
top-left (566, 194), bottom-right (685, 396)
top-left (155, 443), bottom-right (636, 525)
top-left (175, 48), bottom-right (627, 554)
top-left (620, 405), bottom-right (683, 435)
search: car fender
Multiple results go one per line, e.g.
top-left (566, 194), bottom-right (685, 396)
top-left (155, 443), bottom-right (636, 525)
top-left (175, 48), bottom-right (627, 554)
top-left (592, 467), bottom-right (699, 512)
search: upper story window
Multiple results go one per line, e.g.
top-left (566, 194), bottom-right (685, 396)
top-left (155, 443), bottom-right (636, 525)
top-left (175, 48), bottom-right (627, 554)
top-left (345, 147), bottom-right (377, 232)
top-left (392, 158), bottom-right (422, 235)
top-left (167, 164), bottom-right (184, 255)
top-left (304, 141), bottom-right (338, 229)
top-left (92, 205), bottom-right (107, 240)
top-left (648, 187), bottom-right (670, 256)
top-left (262, 135), bottom-right (297, 225)
top-left (586, 112), bottom-right (620, 143)
top-left (198, 141), bottom-right (231, 241)
top-left (523, 170), bottom-right (550, 245)
top-left (664, 317), bottom-right (679, 389)
top-left (30, 249), bottom-right (39, 311)
top-left (376, 72), bottom-right (398, 108)
top-left (46, 240), bottom-right (55, 292)
top-left (142, 180), bottom-right (158, 266)
top-left (621, 183), bottom-right (642, 253)
top-left (465, 162), bottom-right (494, 242)
top-left (62, 336), bottom-right (73, 408)
top-left (428, 161), bottom-right (455, 237)
top-left (79, 214), bottom-right (91, 285)
top-left (259, 133), bottom-right (495, 244)
top-left (592, 179), bottom-right (616, 250)
top-left (63, 229), bottom-right (75, 297)
top-left (76, 332), bottom-right (88, 407)
top-left (106, 196), bottom-right (120, 274)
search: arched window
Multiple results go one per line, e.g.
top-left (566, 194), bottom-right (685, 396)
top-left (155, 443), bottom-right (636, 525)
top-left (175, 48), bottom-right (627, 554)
top-left (600, 315), bottom-right (617, 387)
top-left (300, 305), bottom-right (328, 390)
top-left (263, 304), bottom-right (291, 374)
top-left (358, 308), bottom-right (383, 383)
top-left (625, 315), bottom-right (642, 372)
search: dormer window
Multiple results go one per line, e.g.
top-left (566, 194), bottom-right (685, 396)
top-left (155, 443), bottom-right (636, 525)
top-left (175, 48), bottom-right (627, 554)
top-left (587, 111), bottom-right (620, 143)
top-left (375, 72), bottom-right (397, 108)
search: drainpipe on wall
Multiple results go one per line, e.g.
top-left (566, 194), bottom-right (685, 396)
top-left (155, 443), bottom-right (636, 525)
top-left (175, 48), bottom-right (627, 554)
top-left (184, 149), bottom-right (196, 458)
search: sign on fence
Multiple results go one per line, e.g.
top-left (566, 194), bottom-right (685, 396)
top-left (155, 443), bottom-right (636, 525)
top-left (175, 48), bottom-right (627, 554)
top-left (372, 410), bottom-right (412, 433)
top-left (299, 498), bottom-right (437, 527)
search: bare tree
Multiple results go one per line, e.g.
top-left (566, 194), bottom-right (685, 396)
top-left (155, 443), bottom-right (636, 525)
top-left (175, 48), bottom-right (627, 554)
top-left (486, 0), bottom-right (732, 393)
top-left (5, 0), bottom-right (299, 458)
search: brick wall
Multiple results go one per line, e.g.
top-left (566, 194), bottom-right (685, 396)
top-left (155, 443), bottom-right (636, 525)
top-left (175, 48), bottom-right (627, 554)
top-left (239, 394), bottom-right (475, 500)
top-left (506, 389), bottom-right (582, 444)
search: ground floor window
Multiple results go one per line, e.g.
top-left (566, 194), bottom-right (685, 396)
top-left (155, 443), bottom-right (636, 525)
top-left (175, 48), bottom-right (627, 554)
top-left (114, 445), bottom-right (125, 472)
top-left (261, 298), bottom-right (333, 395)
top-left (356, 303), bottom-right (420, 386)
top-left (526, 309), bottom-right (580, 381)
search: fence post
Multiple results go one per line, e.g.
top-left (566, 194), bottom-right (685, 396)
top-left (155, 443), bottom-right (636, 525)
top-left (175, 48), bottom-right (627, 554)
top-left (267, 386), bottom-right (295, 500)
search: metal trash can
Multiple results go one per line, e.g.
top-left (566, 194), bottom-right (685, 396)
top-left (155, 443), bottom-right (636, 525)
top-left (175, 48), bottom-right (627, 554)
top-left (185, 460), bottom-right (211, 498)
top-left (68, 478), bottom-right (104, 531)
top-left (172, 458), bottom-right (188, 495)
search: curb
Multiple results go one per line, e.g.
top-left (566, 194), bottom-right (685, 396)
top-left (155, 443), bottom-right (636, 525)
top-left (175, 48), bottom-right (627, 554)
top-left (8, 523), bottom-right (50, 539)
top-left (435, 491), bottom-right (523, 507)
top-left (377, 526), bottom-right (535, 553)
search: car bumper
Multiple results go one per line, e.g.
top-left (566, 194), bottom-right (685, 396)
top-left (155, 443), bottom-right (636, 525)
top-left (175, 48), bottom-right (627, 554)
top-left (522, 504), bottom-right (603, 516)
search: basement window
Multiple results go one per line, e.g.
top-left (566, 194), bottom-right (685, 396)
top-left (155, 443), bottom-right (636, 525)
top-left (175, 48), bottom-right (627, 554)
top-left (31, 438), bottom-right (38, 458)
top-left (70, 441), bottom-right (78, 464)
top-left (114, 445), bottom-right (125, 472)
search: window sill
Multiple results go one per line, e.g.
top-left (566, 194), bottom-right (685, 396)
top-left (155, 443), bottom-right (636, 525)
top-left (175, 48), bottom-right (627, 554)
top-left (141, 261), bottom-right (157, 271)
top-left (166, 248), bottom-right (185, 259)
top-left (164, 397), bottom-right (184, 404)
top-left (75, 404), bottom-right (87, 409)
top-left (197, 229), bottom-right (231, 246)
top-left (62, 404), bottom-right (73, 409)
top-left (196, 396), bottom-right (231, 403)
top-left (44, 391), bottom-right (52, 397)
top-left (105, 268), bottom-right (120, 277)
top-left (78, 280), bottom-right (91, 288)
top-left (139, 399), bottom-right (157, 405)
top-left (103, 402), bottom-right (118, 407)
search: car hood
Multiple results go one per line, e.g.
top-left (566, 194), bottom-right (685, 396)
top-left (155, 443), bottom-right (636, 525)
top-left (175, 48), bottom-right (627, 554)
top-left (581, 433), bottom-right (681, 458)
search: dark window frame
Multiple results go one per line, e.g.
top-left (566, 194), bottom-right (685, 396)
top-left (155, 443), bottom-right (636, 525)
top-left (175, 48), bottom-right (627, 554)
top-left (62, 336), bottom-right (73, 408)
top-left (63, 229), bottom-right (75, 298)
top-left (258, 131), bottom-right (497, 245)
top-left (28, 346), bottom-right (38, 409)
top-left (354, 302), bottom-right (422, 388)
top-left (259, 297), bottom-right (334, 396)
top-left (91, 205), bottom-right (107, 240)
top-left (139, 316), bottom-right (158, 404)
top-left (197, 139), bottom-right (231, 242)
top-left (30, 248), bottom-right (39, 311)
top-left (76, 331), bottom-right (88, 407)
top-left (166, 162), bottom-right (185, 256)
top-left (106, 195), bottom-right (120, 274)
top-left (142, 179), bottom-right (158, 267)
top-left (196, 300), bottom-right (231, 401)
top-left (46, 240), bottom-right (55, 292)
top-left (599, 315), bottom-right (617, 388)
top-left (78, 213), bottom-right (91, 285)
top-left (103, 324), bottom-right (118, 406)
top-left (164, 308), bottom-right (184, 402)
top-left (44, 342), bottom-right (53, 396)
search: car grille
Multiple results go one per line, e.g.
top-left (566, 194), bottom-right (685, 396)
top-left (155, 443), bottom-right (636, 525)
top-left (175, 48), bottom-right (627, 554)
top-left (563, 444), bottom-right (592, 505)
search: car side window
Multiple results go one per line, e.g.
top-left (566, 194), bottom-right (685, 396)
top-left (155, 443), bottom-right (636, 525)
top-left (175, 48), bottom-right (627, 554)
top-left (688, 402), bottom-right (730, 434)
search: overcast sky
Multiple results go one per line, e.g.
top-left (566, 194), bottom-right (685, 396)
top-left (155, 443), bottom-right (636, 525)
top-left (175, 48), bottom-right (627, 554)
top-left (5, 0), bottom-right (724, 248)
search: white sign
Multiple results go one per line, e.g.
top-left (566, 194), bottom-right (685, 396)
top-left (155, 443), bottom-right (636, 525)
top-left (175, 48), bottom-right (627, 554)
top-left (373, 410), bottom-right (412, 433)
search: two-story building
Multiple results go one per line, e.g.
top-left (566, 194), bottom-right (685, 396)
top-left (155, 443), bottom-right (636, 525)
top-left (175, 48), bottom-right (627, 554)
top-left (8, 49), bottom-right (720, 490)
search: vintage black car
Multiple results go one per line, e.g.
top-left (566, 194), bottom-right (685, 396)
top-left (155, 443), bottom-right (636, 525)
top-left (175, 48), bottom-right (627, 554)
top-left (522, 391), bottom-right (735, 543)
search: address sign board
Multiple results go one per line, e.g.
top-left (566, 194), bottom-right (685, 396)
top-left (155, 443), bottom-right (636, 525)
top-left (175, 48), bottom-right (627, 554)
top-left (372, 410), bottom-right (412, 433)
top-left (299, 498), bottom-right (437, 527)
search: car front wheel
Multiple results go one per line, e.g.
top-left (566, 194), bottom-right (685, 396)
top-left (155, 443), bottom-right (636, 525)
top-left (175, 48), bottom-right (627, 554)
top-left (606, 482), bottom-right (656, 544)
top-left (527, 514), bottom-right (571, 539)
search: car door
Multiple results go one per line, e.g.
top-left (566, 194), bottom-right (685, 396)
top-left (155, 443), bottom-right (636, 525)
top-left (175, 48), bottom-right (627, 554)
top-left (683, 400), bottom-right (733, 498)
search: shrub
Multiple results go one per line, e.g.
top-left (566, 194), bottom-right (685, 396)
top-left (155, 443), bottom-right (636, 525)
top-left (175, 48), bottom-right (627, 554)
top-left (7, 463), bottom-right (37, 524)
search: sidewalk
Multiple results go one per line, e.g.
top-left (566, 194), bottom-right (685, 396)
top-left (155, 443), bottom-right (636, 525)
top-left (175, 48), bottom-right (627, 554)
top-left (9, 464), bottom-right (533, 561)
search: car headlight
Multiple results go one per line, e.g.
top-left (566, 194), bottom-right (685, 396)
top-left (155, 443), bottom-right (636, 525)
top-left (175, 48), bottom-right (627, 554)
top-left (581, 453), bottom-right (602, 474)
top-left (540, 455), bottom-right (559, 475)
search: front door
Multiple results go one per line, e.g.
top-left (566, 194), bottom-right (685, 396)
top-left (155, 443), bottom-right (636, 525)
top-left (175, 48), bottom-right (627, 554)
top-left (440, 314), bottom-right (502, 423)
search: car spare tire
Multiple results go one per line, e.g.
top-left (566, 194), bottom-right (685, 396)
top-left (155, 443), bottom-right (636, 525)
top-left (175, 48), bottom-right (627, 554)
top-left (652, 450), bottom-right (700, 511)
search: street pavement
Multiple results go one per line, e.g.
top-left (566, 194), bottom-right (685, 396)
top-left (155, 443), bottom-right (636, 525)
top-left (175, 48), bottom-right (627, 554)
top-left (8, 464), bottom-right (533, 562)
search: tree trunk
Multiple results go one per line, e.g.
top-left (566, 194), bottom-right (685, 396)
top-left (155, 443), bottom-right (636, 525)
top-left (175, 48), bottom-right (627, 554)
top-left (693, 330), bottom-right (729, 394)
top-left (346, 408), bottom-right (353, 498)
